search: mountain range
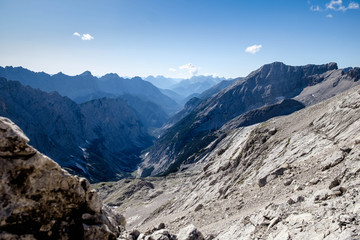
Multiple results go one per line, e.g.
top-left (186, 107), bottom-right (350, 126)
top-left (138, 62), bottom-right (360, 177)
top-left (145, 75), bottom-right (230, 104)
top-left (0, 66), bottom-right (180, 115)
top-left (1, 62), bottom-right (359, 184)
top-left (0, 77), bottom-right (154, 182)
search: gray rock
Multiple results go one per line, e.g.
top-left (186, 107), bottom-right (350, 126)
top-left (177, 224), bottom-right (204, 240)
top-left (0, 117), bottom-right (124, 239)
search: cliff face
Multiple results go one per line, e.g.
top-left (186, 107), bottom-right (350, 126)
top-left (0, 78), bottom-right (153, 182)
top-left (139, 62), bottom-right (360, 177)
top-left (0, 117), bottom-right (125, 239)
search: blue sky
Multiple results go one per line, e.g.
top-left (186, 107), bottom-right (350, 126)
top-left (0, 0), bottom-right (359, 78)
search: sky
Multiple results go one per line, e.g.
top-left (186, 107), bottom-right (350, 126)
top-left (0, 0), bottom-right (359, 79)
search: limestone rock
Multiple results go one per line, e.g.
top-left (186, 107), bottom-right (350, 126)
top-left (0, 117), bottom-right (124, 239)
top-left (177, 225), bottom-right (204, 240)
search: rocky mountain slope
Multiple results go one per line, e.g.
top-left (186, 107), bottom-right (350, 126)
top-left (97, 83), bottom-right (360, 240)
top-left (0, 77), bottom-right (153, 182)
top-left (0, 66), bottom-right (180, 115)
top-left (138, 62), bottom-right (360, 177)
top-left (0, 117), bottom-right (125, 239)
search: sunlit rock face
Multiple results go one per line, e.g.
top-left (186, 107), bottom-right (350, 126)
top-left (0, 117), bottom-right (125, 239)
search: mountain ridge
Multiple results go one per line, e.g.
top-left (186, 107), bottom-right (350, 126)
top-left (138, 62), bottom-right (360, 177)
top-left (0, 77), bottom-right (153, 182)
top-left (0, 66), bottom-right (180, 115)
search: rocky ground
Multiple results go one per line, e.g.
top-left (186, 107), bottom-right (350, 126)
top-left (96, 85), bottom-right (360, 239)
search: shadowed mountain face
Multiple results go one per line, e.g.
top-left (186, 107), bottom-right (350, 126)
top-left (0, 66), bottom-right (180, 115)
top-left (138, 62), bottom-right (360, 177)
top-left (0, 77), bottom-right (153, 182)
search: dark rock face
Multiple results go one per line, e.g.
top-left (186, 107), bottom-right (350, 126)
top-left (222, 99), bottom-right (305, 130)
top-left (0, 117), bottom-right (125, 239)
top-left (163, 97), bottom-right (203, 130)
top-left (197, 79), bottom-right (237, 100)
top-left (138, 62), bottom-right (360, 177)
top-left (0, 78), bottom-right (153, 182)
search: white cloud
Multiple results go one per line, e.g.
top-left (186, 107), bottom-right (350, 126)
top-left (326, 13), bottom-right (334, 17)
top-left (179, 63), bottom-right (200, 76)
top-left (204, 73), bottom-right (220, 78)
top-left (168, 68), bottom-right (177, 72)
top-left (348, 2), bottom-right (360, 9)
top-left (73, 32), bottom-right (94, 40)
top-left (81, 33), bottom-right (94, 41)
top-left (326, 0), bottom-right (343, 10)
top-left (245, 44), bottom-right (262, 54)
top-left (310, 5), bottom-right (322, 11)
top-left (325, 0), bottom-right (359, 11)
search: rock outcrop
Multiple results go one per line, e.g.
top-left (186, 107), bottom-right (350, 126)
top-left (0, 116), bottom-right (126, 239)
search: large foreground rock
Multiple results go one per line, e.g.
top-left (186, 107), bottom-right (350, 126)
top-left (0, 116), bottom-right (125, 239)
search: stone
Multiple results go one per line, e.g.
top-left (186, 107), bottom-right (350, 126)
top-left (150, 229), bottom-right (171, 240)
top-left (129, 229), bottom-right (141, 240)
top-left (287, 198), bottom-right (296, 205)
top-left (313, 189), bottom-right (331, 202)
top-left (177, 224), bottom-right (204, 240)
top-left (158, 223), bottom-right (166, 230)
top-left (293, 184), bottom-right (304, 191)
top-left (308, 178), bottom-right (320, 185)
top-left (329, 179), bottom-right (341, 189)
top-left (283, 178), bottom-right (293, 186)
top-left (194, 204), bottom-right (203, 212)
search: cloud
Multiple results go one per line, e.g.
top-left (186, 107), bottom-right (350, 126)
top-left (326, 13), bottom-right (334, 17)
top-left (73, 32), bottom-right (94, 41)
top-left (310, 5), bottom-right (322, 11)
top-left (179, 63), bottom-right (200, 76)
top-left (325, 0), bottom-right (359, 11)
top-left (326, 0), bottom-right (344, 10)
top-left (245, 44), bottom-right (262, 54)
top-left (168, 68), bottom-right (177, 72)
top-left (81, 34), bottom-right (94, 41)
top-left (348, 2), bottom-right (360, 8)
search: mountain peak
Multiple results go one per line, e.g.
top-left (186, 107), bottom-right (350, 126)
top-left (80, 70), bottom-right (93, 77)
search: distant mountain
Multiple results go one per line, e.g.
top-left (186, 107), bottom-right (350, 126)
top-left (0, 66), bottom-right (180, 115)
top-left (170, 75), bottom-right (225, 97)
top-left (145, 75), bottom-right (229, 103)
top-left (138, 62), bottom-right (360, 177)
top-left (0, 77), bottom-right (153, 182)
top-left (144, 75), bottom-right (180, 89)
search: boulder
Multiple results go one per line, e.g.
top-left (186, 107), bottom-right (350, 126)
top-left (177, 224), bottom-right (204, 240)
top-left (0, 117), bottom-right (124, 239)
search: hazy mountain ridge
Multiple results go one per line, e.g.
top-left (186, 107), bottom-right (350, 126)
top-left (0, 66), bottom-right (180, 115)
top-left (138, 62), bottom-right (360, 177)
top-left (0, 77), bottom-right (153, 182)
top-left (145, 75), bottom-right (229, 104)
